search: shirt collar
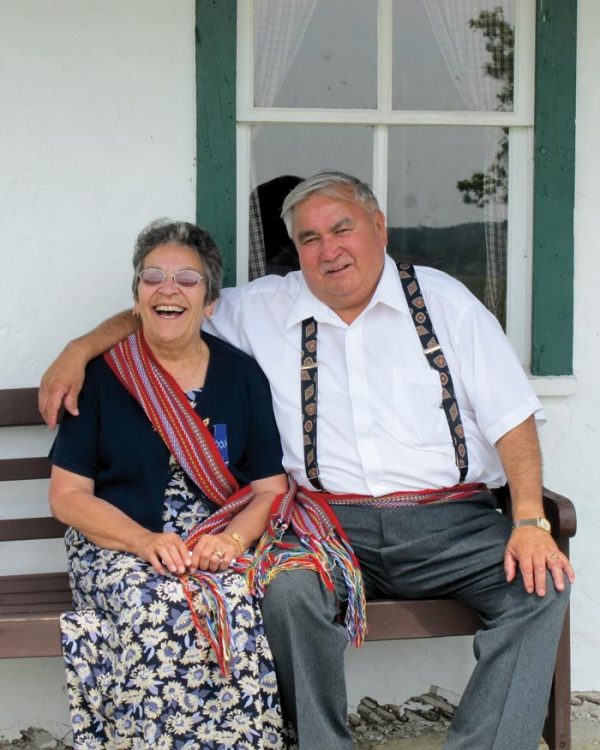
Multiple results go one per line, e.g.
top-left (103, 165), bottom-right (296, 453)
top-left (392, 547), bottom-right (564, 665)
top-left (285, 254), bottom-right (410, 329)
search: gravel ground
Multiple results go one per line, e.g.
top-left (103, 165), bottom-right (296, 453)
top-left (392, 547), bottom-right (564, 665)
top-left (349, 690), bottom-right (600, 750)
top-left (1, 692), bottom-right (598, 749)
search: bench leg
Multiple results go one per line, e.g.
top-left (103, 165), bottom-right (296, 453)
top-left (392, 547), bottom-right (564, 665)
top-left (543, 606), bottom-right (571, 750)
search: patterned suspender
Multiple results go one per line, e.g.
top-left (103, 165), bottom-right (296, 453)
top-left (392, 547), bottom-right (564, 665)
top-left (300, 263), bottom-right (469, 490)
top-left (397, 263), bottom-right (468, 482)
top-left (301, 318), bottom-right (324, 490)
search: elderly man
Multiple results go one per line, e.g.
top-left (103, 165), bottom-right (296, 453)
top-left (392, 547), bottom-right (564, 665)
top-left (40, 172), bottom-right (573, 750)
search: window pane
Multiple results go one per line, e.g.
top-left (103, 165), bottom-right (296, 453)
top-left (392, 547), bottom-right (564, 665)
top-left (253, 0), bottom-right (377, 109)
top-left (249, 125), bottom-right (373, 278)
top-left (387, 126), bottom-right (508, 325)
top-left (393, 1), bottom-right (515, 112)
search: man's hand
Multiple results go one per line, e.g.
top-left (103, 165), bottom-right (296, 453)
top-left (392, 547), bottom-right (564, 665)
top-left (504, 526), bottom-right (575, 596)
top-left (39, 342), bottom-right (87, 429)
top-left (495, 416), bottom-right (574, 595)
top-left (38, 310), bottom-right (139, 428)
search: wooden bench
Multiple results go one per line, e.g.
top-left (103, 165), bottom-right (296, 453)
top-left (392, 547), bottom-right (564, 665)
top-left (0, 388), bottom-right (69, 658)
top-left (0, 387), bottom-right (576, 748)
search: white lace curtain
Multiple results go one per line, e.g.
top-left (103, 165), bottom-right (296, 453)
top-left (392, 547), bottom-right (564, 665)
top-left (423, 0), bottom-right (513, 320)
top-left (249, 0), bottom-right (318, 279)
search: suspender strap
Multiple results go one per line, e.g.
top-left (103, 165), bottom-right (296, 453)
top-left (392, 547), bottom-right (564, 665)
top-left (301, 317), bottom-right (324, 490)
top-left (300, 264), bottom-right (469, 488)
top-left (397, 263), bottom-right (468, 482)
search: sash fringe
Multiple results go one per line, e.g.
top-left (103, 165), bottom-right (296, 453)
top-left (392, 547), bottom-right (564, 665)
top-left (180, 569), bottom-right (234, 677)
top-left (244, 479), bottom-right (367, 648)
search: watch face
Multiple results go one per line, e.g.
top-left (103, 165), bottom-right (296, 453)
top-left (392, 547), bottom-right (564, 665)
top-left (539, 518), bottom-right (551, 532)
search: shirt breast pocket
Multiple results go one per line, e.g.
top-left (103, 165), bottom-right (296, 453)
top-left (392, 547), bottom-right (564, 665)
top-left (390, 367), bottom-right (449, 446)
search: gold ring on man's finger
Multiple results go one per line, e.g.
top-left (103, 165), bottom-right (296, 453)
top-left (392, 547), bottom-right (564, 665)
top-left (546, 554), bottom-right (559, 561)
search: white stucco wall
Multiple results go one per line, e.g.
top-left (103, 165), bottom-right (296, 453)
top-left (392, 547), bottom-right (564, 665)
top-left (0, 0), bottom-right (598, 740)
top-left (539, 0), bottom-right (600, 689)
top-left (1, 0), bottom-right (197, 386)
top-left (0, 0), bottom-right (196, 739)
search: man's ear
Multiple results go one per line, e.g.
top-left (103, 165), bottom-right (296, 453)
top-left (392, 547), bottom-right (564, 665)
top-left (374, 209), bottom-right (388, 247)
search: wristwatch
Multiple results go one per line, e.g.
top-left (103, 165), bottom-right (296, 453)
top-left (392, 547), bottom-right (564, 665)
top-left (512, 517), bottom-right (552, 533)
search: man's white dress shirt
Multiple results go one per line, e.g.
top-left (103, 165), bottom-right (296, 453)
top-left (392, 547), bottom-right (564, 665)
top-left (205, 255), bottom-right (543, 495)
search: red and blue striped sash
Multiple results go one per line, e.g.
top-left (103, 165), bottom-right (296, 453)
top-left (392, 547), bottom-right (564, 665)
top-left (104, 331), bottom-right (368, 670)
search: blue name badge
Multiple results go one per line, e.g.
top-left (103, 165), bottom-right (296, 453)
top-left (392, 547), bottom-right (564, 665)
top-left (213, 423), bottom-right (229, 466)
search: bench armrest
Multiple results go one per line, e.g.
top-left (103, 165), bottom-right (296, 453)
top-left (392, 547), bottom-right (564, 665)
top-left (542, 487), bottom-right (577, 541)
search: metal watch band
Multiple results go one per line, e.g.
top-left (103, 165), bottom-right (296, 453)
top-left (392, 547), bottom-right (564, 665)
top-left (512, 517), bottom-right (551, 533)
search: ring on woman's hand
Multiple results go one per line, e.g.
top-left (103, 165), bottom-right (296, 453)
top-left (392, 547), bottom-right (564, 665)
top-left (213, 549), bottom-right (224, 559)
top-left (547, 554), bottom-right (559, 560)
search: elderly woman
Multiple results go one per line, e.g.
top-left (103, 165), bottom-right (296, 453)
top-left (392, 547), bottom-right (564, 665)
top-left (49, 219), bottom-right (289, 749)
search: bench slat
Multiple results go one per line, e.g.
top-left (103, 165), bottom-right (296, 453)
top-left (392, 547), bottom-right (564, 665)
top-left (0, 573), bottom-right (71, 614)
top-left (0, 617), bottom-right (64, 658)
top-left (0, 603), bottom-right (72, 617)
top-left (0, 591), bottom-right (72, 609)
top-left (0, 456), bottom-right (51, 482)
top-left (0, 388), bottom-right (43, 427)
top-left (0, 572), bottom-right (69, 595)
top-left (365, 599), bottom-right (482, 640)
top-left (0, 517), bottom-right (66, 542)
top-left (0, 600), bottom-right (71, 615)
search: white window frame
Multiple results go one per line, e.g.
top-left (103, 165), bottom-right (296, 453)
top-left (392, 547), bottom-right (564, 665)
top-left (235, 0), bottom-right (536, 367)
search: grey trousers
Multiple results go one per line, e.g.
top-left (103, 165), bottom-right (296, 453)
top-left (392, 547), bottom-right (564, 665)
top-left (260, 494), bottom-right (570, 750)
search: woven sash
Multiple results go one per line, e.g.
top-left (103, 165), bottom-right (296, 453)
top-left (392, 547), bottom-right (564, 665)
top-left (105, 329), bottom-right (239, 505)
top-left (105, 331), bottom-right (264, 672)
top-left (105, 331), bottom-right (367, 667)
top-left (319, 483), bottom-right (486, 508)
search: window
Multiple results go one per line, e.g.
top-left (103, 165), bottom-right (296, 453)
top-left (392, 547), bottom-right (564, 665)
top-left (195, 0), bottom-right (576, 377)
top-left (239, 0), bottom-right (532, 360)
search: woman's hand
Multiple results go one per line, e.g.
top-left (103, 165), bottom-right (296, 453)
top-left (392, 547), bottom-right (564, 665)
top-left (183, 474), bottom-right (288, 575)
top-left (50, 467), bottom-right (193, 576)
top-left (135, 530), bottom-right (194, 575)
top-left (188, 533), bottom-right (241, 573)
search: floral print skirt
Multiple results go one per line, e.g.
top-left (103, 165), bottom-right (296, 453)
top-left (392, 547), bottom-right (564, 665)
top-left (59, 465), bottom-right (288, 749)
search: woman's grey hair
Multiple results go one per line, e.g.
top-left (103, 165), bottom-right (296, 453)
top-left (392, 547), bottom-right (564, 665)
top-left (280, 171), bottom-right (381, 237)
top-left (132, 219), bottom-right (223, 303)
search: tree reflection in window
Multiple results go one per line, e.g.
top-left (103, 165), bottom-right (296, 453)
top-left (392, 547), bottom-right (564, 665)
top-left (456, 8), bottom-right (514, 324)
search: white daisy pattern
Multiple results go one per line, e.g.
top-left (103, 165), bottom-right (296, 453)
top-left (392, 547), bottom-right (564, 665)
top-left (59, 392), bottom-right (288, 749)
